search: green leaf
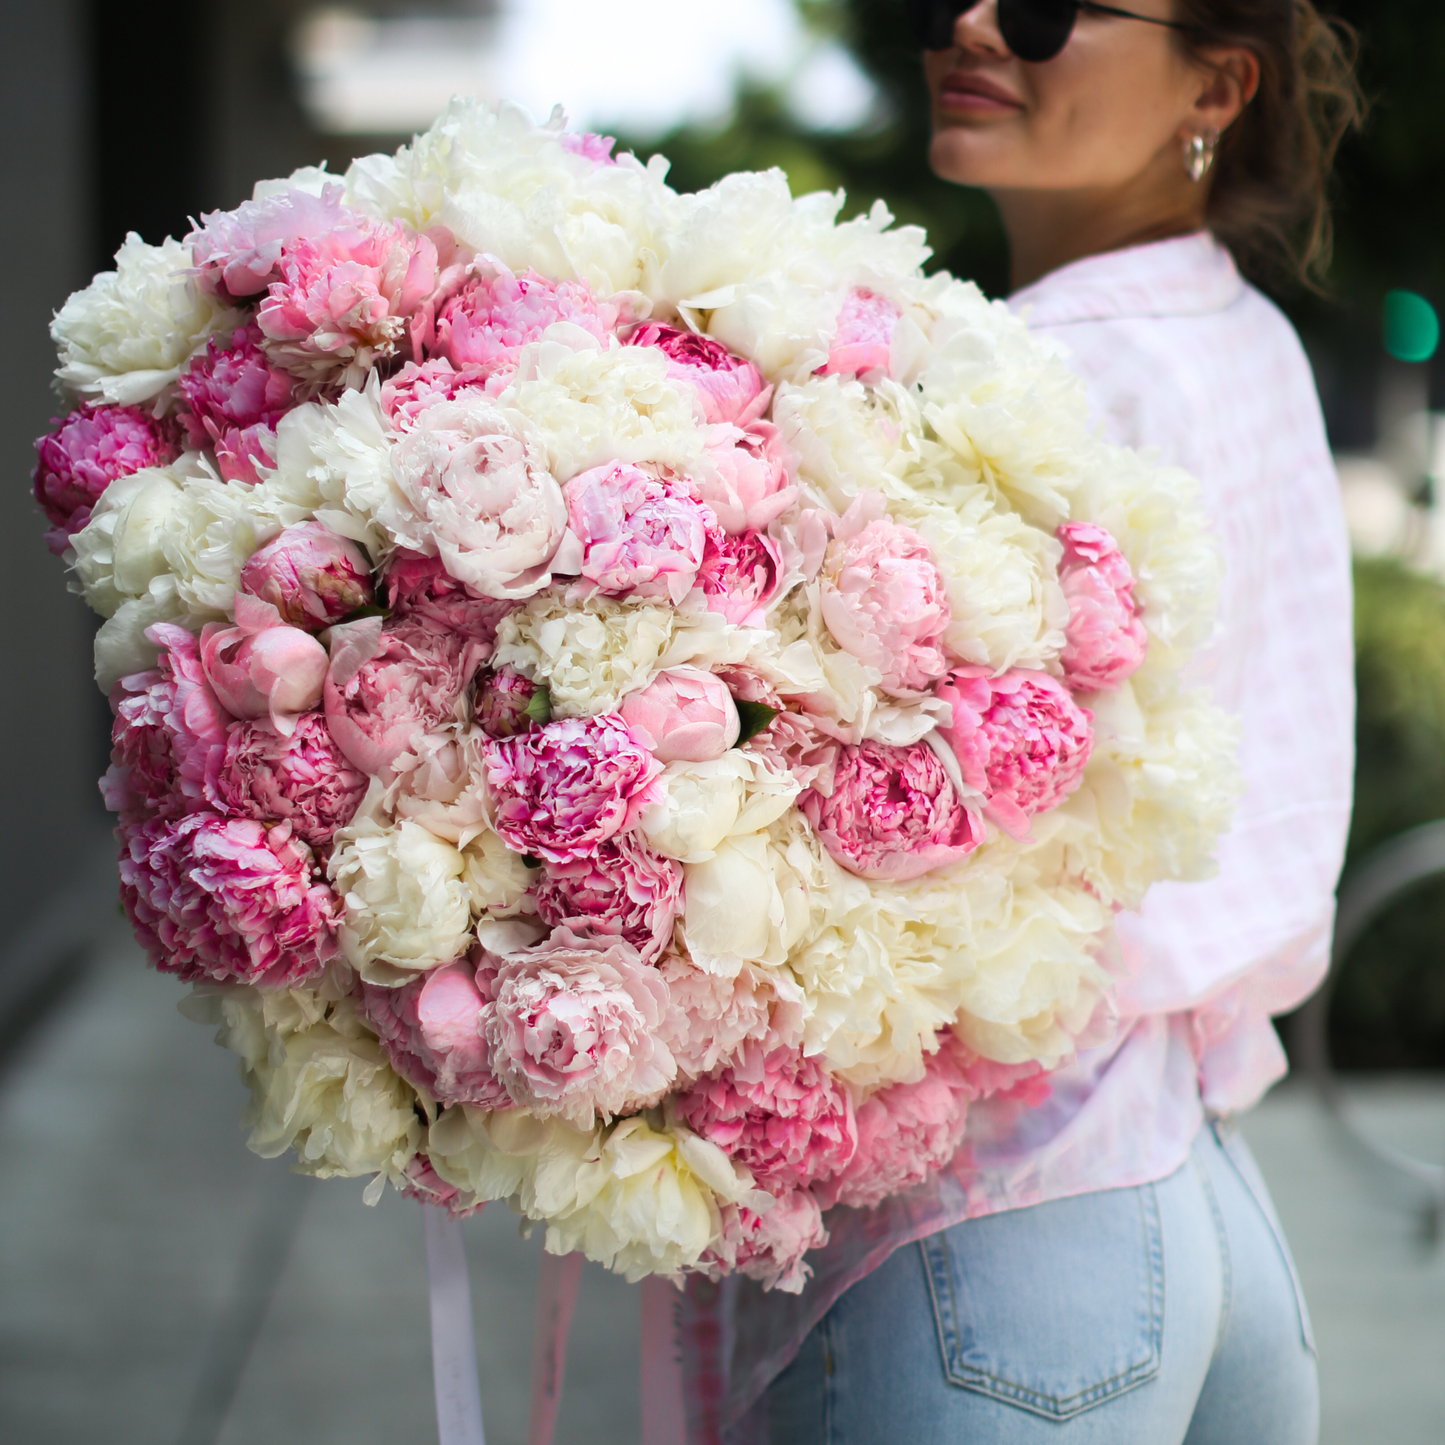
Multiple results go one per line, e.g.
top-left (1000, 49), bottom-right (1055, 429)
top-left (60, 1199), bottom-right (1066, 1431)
top-left (733, 698), bottom-right (779, 745)
top-left (522, 854), bottom-right (542, 870)
top-left (339, 603), bottom-right (390, 624)
top-left (524, 684), bottom-right (552, 726)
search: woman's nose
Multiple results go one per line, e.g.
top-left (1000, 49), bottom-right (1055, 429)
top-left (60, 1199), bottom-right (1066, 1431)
top-left (954, 0), bottom-right (1011, 56)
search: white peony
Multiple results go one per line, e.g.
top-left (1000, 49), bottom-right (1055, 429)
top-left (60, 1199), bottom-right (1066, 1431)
top-left (639, 753), bottom-right (799, 863)
top-left (91, 580), bottom-right (185, 691)
top-left (71, 464), bottom-right (188, 619)
top-left (51, 234), bottom-right (241, 405)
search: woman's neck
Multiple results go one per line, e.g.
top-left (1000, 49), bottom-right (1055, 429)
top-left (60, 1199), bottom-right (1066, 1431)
top-left (992, 182), bottom-right (1207, 292)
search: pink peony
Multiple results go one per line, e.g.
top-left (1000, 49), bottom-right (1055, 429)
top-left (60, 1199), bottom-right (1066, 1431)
top-left (482, 714), bottom-right (662, 864)
top-left (256, 219), bottom-right (441, 386)
top-left (675, 1044), bottom-right (857, 1193)
top-left (480, 927), bottom-right (675, 1127)
top-left (33, 404), bottom-right (180, 553)
top-left (384, 550), bottom-right (515, 644)
top-left (658, 955), bottom-right (806, 1082)
top-left (563, 462), bottom-right (712, 603)
top-left (240, 522), bottom-right (374, 630)
top-left (388, 396), bottom-right (569, 599)
top-left (719, 669), bottom-right (841, 794)
top-left (533, 833), bottom-right (682, 963)
top-left (177, 321), bottom-right (300, 482)
top-left (380, 357), bottom-right (493, 429)
top-left (818, 288), bottom-right (903, 377)
top-left (935, 667), bottom-right (1093, 840)
top-left (1056, 521), bottom-right (1149, 691)
top-left (324, 617), bottom-right (485, 777)
top-left (705, 1190), bottom-right (829, 1294)
top-left (200, 594), bottom-right (330, 732)
top-left (800, 740), bottom-right (983, 882)
top-left (560, 131), bottom-right (618, 167)
top-left (360, 959), bottom-right (511, 1109)
top-left (212, 711), bottom-right (366, 848)
top-left (101, 624), bottom-right (231, 822)
top-left (474, 667), bottom-right (547, 738)
top-left (431, 261), bottom-right (618, 376)
top-left (619, 666), bottom-right (740, 763)
top-left (696, 527), bottom-right (783, 626)
top-left (625, 322), bottom-right (765, 426)
top-left (698, 421), bottom-right (796, 535)
top-left (401, 1156), bottom-right (484, 1219)
top-left (819, 494), bottom-right (951, 697)
top-left (119, 812), bottom-right (337, 986)
top-left (187, 184), bottom-right (358, 300)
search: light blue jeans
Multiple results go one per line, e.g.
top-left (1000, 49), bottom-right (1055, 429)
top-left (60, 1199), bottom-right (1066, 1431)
top-left (735, 1123), bottom-right (1318, 1444)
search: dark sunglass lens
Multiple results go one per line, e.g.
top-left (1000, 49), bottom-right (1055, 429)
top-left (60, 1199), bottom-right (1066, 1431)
top-left (998, 0), bottom-right (1077, 62)
top-left (908, 0), bottom-right (971, 50)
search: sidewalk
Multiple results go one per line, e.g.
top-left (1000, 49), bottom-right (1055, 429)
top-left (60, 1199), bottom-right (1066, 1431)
top-left (1, 928), bottom-right (1441, 1445)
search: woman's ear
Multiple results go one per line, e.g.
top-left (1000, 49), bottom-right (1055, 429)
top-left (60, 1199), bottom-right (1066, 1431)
top-left (1183, 46), bottom-right (1261, 140)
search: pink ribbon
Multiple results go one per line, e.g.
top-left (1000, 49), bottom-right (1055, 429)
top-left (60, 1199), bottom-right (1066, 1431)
top-left (527, 1249), bottom-right (583, 1445)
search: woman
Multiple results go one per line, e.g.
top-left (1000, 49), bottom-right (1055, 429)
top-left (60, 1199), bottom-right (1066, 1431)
top-left (722, 3), bottom-right (1363, 1441)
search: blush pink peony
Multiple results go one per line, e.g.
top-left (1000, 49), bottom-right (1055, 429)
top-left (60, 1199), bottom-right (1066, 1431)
top-left (119, 812), bottom-right (337, 986)
top-left (102, 624), bottom-right (232, 823)
top-left (818, 288), bottom-right (902, 377)
top-left (384, 550), bottom-right (516, 644)
top-left (360, 959), bottom-right (511, 1109)
top-left (675, 1043), bottom-right (858, 1193)
top-left (625, 322), bottom-right (765, 426)
top-left (935, 666), bottom-right (1093, 840)
top-left (474, 667), bottom-right (546, 738)
top-left (819, 494), bottom-right (951, 697)
top-left (482, 714), bottom-right (662, 864)
top-left (618, 666), bottom-right (740, 763)
top-left (240, 522), bottom-right (374, 630)
top-left (1056, 521), bottom-right (1149, 691)
top-left (705, 1190), bottom-right (829, 1293)
top-left (696, 526), bottom-right (783, 626)
top-left (658, 955), bottom-right (806, 1082)
top-left (480, 927), bottom-right (675, 1127)
top-left (213, 711), bottom-right (366, 848)
top-left (698, 421), bottom-right (797, 535)
top-left (324, 617), bottom-right (485, 776)
top-left (33, 403), bottom-right (181, 554)
top-left (401, 1156), bottom-right (485, 1219)
top-left (379, 357), bottom-right (494, 428)
top-left (563, 462), bottom-right (713, 603)
top-left (800, 740), bottom-right (983, 882)
top-left (200, 593), bottom-right (330, 732)
top-left (176, 321), bottom-right (300, 482)
top-left (533, 833), bottom-right (682, 963)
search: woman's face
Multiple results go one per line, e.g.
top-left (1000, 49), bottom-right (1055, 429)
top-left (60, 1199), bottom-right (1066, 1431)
top-left (925, 1), bottom-right (1209, 193)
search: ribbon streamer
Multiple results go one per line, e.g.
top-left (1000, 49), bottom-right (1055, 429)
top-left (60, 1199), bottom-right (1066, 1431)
top-left (640, 1276), bottom-right (688, 1445)
top-left (528, 1248), bottom-right (584, 1445)
top-left (425, 1208), bottom-right (487, 1445)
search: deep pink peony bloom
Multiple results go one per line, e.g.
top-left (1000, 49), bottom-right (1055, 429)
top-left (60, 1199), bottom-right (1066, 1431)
top-left (697, 526), bottom-right (783, 626)
top-left (935, 667), bottom-right (1093, 840)
top-left (625, 322), bottom-right (765, 426)
top-left (256, 219), bottom-right (441, 384)
top-left (401, 1156), bottom-right (484, 1219)
top-left (533, 833), bottom-right (682, 963)
top-left (201, 594), bottom-right (330, 732)
top-left (705, 1190), bottom-right (829, 1293)
top-left (33, 404), bottom-right (181, 553)
top-left (187, 184), bottom-right (358, 300)
top-left (177, 321), bottom-right (300, 482)
top-left (800, 740), bottom-right (983, 882)
top-left (474, 667), bottom-right (545, 738)
top-left (482, 714), bottom-right (662, 864)
top-left (379, 357), bottom-right (494, 428)
top-left (480, 927), bottom-right (675, 1126)
top-left (240, 522), bottom-right (374, 630)
top-left (818, 287), bottom-right (902, 377)
top-left (819, 494), bottom-right (951, 697)
top-left (213, 711), bottom-right (366, 848)
top-left (698, 421), bottom-right (796, 535)
top-left (431, 262), bottom-right (617, 376)
top-left (675, 1044), bottom-right (857, 1192)
top-left (101, 623), bottom-right (231, 822)
top-left (1056, 521), bottom-right (1149, 691)
top-left (560, 131), bottom-right (618, 167)
top-left (564, 462), bottom-right (712, 603)
top-left (324, 616), bottom-right (485, 776)
top-left (360, 959), bottom-right (511, 1109)
top-left (119, 812), bottom-right (337, 986)
top-left (383, 550), bottom-right (516, 644)
top-left (619, 666), bottom-right (739, 763)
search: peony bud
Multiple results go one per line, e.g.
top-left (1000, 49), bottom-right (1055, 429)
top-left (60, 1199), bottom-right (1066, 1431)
top-left (200, 593), bottom-right (329, 733)
top-left (620, 666), bottom-right (740, 763)
top-left (240, 522), bottom-right (374, 630)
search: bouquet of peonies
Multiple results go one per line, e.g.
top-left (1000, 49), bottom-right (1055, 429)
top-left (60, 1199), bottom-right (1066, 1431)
top-left (37, 99), bottom-right (1238, 1291)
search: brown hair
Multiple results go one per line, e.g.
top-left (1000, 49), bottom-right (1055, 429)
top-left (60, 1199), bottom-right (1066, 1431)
top-left (1173, 0), bottom-right (1366, 290)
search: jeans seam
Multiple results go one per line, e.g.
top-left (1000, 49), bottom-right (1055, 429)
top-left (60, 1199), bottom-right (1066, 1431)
top-left (1194, 1142), bottom-right (1233, 1361)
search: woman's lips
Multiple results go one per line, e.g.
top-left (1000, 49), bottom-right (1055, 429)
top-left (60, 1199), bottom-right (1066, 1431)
top-left (937, 72), bottom-right (1024, 114)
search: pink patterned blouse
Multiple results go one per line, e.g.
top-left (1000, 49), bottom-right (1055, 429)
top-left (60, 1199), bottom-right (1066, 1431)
top-left (710, 232), bottom-right (1355, 1429)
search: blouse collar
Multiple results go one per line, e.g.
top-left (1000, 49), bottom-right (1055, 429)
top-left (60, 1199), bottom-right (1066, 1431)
top-left (1007, 231), bottom-right (1244, 326)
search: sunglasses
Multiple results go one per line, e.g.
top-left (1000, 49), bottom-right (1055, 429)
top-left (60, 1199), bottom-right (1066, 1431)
top-left (908, 0), bottom-right (1194, 63)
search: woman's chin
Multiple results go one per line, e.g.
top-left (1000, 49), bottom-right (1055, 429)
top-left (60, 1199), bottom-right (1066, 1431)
top-left (928, 129), bottom-right (1020, 189)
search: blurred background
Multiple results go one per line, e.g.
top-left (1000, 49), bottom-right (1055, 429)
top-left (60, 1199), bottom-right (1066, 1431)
top-left (1, 2), bottom-right (1442, 1442)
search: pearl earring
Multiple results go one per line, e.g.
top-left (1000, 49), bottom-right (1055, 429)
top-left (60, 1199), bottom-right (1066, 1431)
top-left (1184, 128), bottom-right (1220, 183)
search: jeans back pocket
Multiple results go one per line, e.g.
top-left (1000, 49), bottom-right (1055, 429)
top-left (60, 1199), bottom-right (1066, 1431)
top-left (921, 1183), bottom-right (1164, 1419)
